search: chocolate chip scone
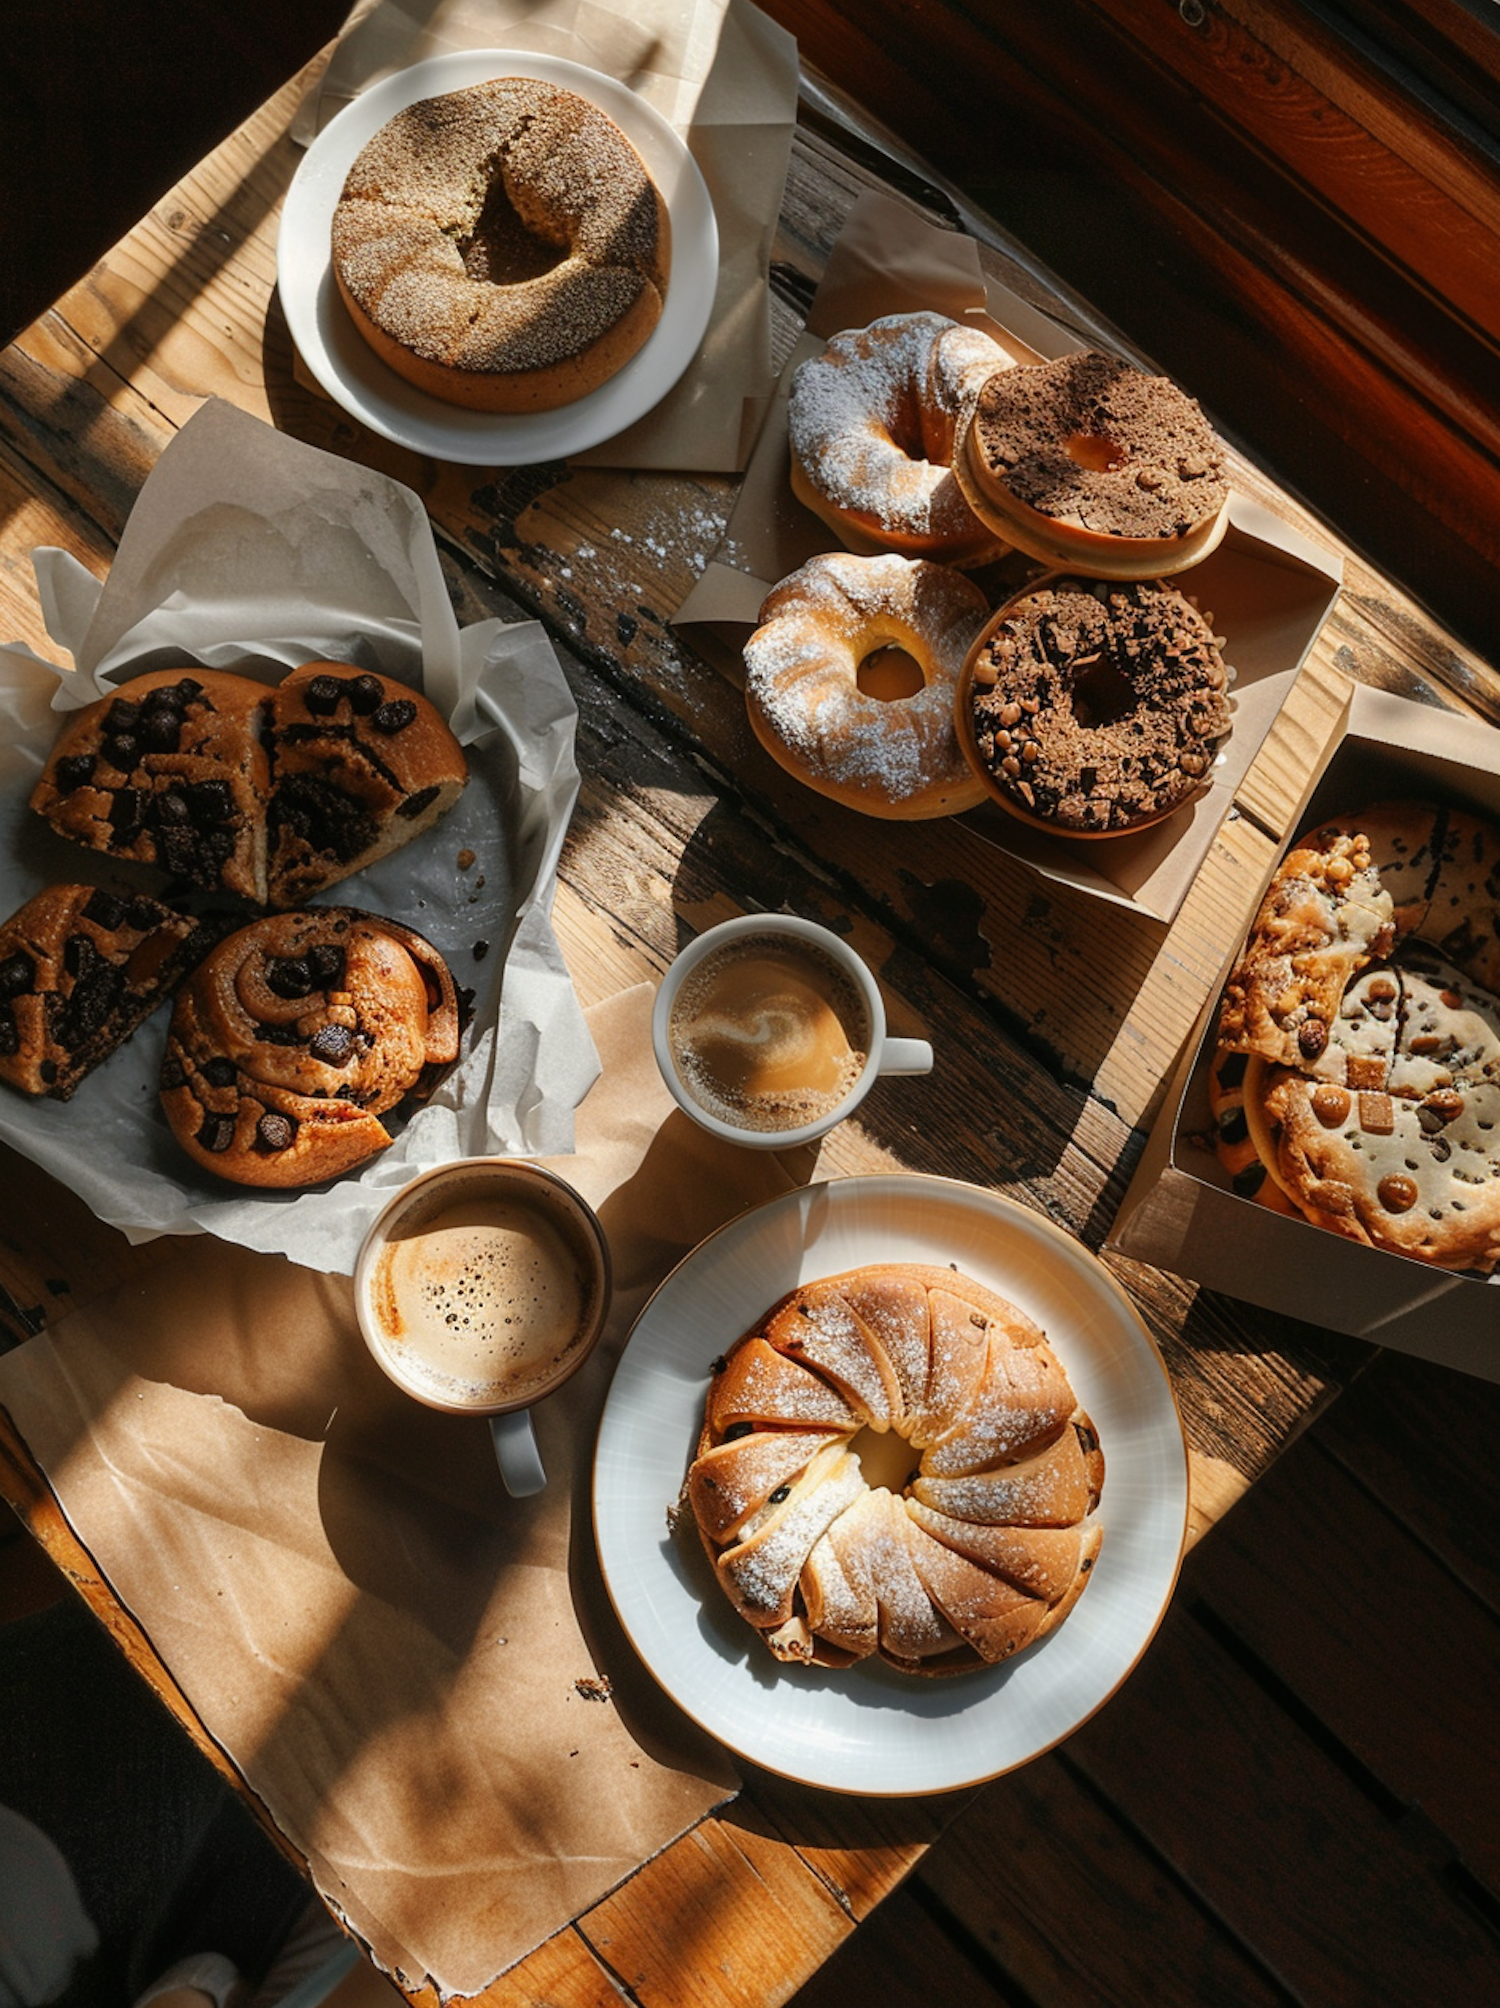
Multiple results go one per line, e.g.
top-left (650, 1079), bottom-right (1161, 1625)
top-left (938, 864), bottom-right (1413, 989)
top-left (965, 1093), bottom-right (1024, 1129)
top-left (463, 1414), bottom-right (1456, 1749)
top-left (30, 672), bottom-right (269, 899)
top-left (31, 663), bottom-right (469, 908)
top-left (160, 908), bottom-right (462, 1187)
top-left (0, 884), bottom-right (203, 1099)
top-left (264, 663), bottom-right (468, 906)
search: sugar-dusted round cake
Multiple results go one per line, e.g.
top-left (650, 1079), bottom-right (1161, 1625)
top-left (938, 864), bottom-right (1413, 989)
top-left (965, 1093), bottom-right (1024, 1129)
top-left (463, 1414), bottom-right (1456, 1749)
top-left (331, 75), bottom-right (670, 412)
top-left (687, 1263), bottom-right (1104, 1677)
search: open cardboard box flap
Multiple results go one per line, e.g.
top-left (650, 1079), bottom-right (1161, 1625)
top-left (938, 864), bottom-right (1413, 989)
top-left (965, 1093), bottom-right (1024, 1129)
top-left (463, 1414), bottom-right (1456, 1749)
top-left (674, 191), bottom-right (1344, 924)
top-left (1109, 683), bottom-right (1500, 1383)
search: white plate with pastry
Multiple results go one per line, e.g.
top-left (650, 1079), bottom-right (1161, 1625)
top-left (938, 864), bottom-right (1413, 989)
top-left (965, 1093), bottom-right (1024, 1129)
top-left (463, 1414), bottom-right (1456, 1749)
top-left (593, 1173), bottom-right (1189, 1795)
top-left (277, 49), bottom-right (718, 464)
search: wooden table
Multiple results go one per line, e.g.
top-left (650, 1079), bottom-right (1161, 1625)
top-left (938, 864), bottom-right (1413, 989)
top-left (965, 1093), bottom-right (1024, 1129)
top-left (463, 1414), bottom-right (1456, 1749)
top-left (0, 32), bottom-right (1493, 2008)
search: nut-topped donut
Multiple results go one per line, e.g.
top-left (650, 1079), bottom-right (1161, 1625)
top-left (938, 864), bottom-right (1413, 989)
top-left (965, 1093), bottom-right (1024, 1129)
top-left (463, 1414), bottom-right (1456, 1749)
top-left (332, 76), bottom-right (670, 413)
top-left (952, 351), bottom-right (1231, 577)
top-left (787, 312), bottom-right (1017, 567)
top-left (957, 575), bottom-right (1233, 837)
top-left (744, 553), bottom-right (991, 820)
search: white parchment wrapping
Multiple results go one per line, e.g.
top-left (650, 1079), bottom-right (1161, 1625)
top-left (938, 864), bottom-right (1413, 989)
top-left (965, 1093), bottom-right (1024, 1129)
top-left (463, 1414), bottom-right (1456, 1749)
top-left (0, 399), bottom-right (600, 1270)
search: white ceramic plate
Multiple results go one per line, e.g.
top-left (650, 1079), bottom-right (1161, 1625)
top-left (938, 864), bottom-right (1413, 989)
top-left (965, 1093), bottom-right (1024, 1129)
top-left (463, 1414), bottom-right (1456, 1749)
top-left (277, 50), bottom-right (718, 464)
top-left (593, 1174), bottom-right (1189, 1795)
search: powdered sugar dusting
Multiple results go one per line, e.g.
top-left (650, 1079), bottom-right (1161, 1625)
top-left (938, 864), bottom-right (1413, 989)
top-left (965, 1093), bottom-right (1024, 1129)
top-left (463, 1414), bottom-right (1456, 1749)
top-left (788, 312), bottom-right (1012, 545)
top-left (743, 552), bottom-right (987, 809)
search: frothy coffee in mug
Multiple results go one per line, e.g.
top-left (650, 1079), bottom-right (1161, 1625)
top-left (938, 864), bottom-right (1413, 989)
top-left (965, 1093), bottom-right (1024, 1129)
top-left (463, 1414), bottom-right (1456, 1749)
top-left (667, 932), bottom-right (871, 1133)
top-left (366, 1169), bottom-right (603, 1410)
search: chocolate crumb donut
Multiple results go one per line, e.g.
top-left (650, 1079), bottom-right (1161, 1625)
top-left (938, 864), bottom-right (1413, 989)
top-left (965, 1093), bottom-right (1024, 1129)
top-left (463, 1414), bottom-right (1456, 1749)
top-left (0, 884), bottom-right (202, 1100)
top-left (331, 76), bottom-right (670, 413)
top-left (953, 352), bottom-right (1230, 577)
top-left (161, 908), bottom-right (462, 1188)
top-left (957, 575), bottom-right (1233, 837)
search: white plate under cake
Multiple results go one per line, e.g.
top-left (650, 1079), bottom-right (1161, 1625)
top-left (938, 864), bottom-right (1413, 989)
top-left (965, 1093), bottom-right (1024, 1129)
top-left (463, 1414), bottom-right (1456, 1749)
top-left (593, 1174), bottom-right (1188, 1795)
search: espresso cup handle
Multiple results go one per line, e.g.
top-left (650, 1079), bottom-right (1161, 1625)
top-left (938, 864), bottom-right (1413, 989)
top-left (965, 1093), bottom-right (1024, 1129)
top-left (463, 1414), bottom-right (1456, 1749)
top-left (490, 1410), bottom-right (546, 1498)
top-left (877, 1037), bottom-right (934, 1076)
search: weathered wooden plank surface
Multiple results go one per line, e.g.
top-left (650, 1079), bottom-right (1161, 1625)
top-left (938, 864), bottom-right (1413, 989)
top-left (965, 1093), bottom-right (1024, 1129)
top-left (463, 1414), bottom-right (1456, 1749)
top-left (1, 36), bottom-right (1492, 2008)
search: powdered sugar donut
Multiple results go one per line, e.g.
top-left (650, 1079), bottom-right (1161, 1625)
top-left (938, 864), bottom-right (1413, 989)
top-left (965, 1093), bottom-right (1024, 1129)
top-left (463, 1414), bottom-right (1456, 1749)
top-left (788, 312), bottom-right (1017, 567)
top-left (744, 553), bottom-right (990, 820)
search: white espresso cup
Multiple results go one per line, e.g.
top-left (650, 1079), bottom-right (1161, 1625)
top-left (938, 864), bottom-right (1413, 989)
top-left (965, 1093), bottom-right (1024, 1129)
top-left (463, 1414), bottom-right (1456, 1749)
top-left (652, 914), bottom-right (934, 1150)
top-left (353, 1158), bottom-right (611, 1498)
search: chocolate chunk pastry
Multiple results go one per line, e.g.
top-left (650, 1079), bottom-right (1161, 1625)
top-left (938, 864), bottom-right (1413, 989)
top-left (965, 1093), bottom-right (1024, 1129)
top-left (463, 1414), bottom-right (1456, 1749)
top-left (31, 663), bottom-right (467, 906)
top-left (160, 908), bottom-right (462, 1187)
top-left (0, 884), bottom-right (202, 1100)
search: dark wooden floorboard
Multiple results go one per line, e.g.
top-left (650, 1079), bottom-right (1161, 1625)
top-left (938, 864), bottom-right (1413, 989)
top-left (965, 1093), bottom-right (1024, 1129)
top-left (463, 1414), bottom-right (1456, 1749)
top-left (869, 1356), bottom-right (1500, 2008)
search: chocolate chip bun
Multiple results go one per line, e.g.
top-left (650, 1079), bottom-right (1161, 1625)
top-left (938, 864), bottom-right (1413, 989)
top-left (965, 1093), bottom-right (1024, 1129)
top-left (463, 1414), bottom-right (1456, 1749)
top-left (160, 908), bottom-right (462, 1187)
top-left (957, 575), bottom-right (1233, 836)
top-left (30, 672), bottom-right (268, 899)
top-left (265, 663), bottom-right (468, 906)
top-left (1213, 801), bottom-right (1500, 1270)
top-left (0, 884), bottom-right (203, 1100)
top-left (31, 664), bottom-right (467, 907)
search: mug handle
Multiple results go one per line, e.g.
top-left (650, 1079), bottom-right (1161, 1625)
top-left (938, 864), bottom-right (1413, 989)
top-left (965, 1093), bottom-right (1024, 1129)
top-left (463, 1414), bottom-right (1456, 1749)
top-left (877, 1037), bottom-right (934, 1076)
top-left (490, 1410), bottom-right (546, 1497)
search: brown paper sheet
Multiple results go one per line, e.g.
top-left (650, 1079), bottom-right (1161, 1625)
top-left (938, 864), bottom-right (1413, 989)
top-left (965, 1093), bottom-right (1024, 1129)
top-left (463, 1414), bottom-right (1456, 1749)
top-left (297, 0), bottom-right (799, 472)
top-left (674, 191), bottom-right (1344, 923)
top-left (0, 987), bottom-right (805, 1995)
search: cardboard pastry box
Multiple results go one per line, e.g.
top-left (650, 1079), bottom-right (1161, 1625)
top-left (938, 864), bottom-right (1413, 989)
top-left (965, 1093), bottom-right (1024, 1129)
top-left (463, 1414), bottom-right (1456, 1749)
top-left (1109, 683), bottom-right (1500, 1383)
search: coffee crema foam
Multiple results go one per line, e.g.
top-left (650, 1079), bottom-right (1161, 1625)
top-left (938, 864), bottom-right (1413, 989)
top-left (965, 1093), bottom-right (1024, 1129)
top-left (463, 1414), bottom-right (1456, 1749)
top-left (668, 933), bottom-right (870, 1133)
top-left (368, 1178), bottom-right (596, 1408)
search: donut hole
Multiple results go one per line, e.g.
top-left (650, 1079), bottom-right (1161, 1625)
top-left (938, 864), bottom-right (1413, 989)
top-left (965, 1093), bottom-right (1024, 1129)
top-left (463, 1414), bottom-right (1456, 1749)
top-left (857, 644), bottom-right (927, 702)
top-left (1065, 430), bottom-right (1128, 473)
top-left (457, 173), bottom-right (567, 286)
top-left (1070, 652), bottom-right (1138, 728)
top-left (848, 1421), bottom-right (917, 1492)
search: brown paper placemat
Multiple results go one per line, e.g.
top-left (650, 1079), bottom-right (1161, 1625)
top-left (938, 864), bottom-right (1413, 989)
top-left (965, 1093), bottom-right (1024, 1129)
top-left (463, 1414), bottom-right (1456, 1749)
top-left (0, 987), bottom-right (802, 1994)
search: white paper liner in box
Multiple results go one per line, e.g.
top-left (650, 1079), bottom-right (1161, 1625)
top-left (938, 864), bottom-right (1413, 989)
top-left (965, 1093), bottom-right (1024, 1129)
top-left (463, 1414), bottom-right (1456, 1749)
top-left (0, 400), bottom-right (599, 1272)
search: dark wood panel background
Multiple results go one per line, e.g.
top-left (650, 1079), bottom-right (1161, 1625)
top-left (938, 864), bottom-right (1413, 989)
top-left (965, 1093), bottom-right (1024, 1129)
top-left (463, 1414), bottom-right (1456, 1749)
top-left (762, 0), bottom-right (1500, 668)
